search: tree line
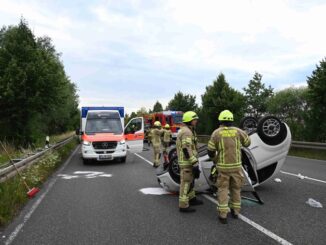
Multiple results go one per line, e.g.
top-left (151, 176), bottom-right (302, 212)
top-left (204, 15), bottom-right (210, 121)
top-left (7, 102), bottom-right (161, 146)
top-left (0, 19), bottom-right (79, 146)
top-left (127, 60), bottom-right (326, 142)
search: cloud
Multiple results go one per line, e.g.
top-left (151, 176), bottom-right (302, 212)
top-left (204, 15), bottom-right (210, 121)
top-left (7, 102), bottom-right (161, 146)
top-left (0, 0), bottom-right (325, 113)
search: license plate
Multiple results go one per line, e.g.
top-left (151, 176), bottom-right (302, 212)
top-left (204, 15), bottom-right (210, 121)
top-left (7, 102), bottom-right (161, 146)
top-left (98, 154), bottom-right (113, 160)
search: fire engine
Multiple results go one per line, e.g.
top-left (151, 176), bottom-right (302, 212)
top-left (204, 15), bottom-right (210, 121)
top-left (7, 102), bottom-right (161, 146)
top-left (144, 111), bottom-right (184, 140)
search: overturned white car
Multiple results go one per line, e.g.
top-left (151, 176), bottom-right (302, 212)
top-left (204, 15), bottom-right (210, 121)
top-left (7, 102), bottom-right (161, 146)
top-left (156, 116), bottom-right (291, 201)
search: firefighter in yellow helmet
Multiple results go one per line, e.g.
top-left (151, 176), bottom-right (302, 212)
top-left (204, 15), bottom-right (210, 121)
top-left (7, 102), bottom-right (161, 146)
top-left (151, 121), bottom-right (164, 167)
top-left (207, 110), bottom-right (251, 224)
top-left (162, 124), bottom-right (172, 164)
top-left (177, 111), bottom-right (203, 212)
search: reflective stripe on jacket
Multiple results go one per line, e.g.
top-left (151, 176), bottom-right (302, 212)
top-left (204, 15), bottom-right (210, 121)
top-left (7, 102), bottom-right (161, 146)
top-left (176, 126), bottom-right (198, 167)
top-left (163, 129), bottom-right (172, 143)
top-left (151, 128), bottom-right (164, 145)
top-left (207, 126), bottom-right (250, 171)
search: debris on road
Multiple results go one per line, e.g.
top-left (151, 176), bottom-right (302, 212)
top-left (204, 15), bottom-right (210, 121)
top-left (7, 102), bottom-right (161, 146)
top-left (274, 178), bottom-right (282, 183)
top-left (306, 198), bottom-right (323, 208)
top-left (298, 173), bottom-right (305, 179)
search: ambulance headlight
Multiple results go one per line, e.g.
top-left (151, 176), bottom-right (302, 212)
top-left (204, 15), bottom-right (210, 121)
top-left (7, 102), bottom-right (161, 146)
top-left (83, 140), bottom-right (91, 146)
top-left (118, 140), bottom-right (126, 145)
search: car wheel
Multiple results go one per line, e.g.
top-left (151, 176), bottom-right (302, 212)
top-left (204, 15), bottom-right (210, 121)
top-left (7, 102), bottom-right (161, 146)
top-left (168, 155), bottom-right (180, 184)
top-left (83, 158), bottom-right (90, 165)
top-left (257, 116), bottom-right (287, 145)
top-left (240, 116), bottom-right (258, 134)
top-left (120, 156), bottom-right (127, 163)
top-left (168, 147), bottom-right (177, 162)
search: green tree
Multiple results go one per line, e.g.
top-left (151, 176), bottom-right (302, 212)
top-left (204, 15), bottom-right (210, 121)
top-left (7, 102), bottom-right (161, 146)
top-left (199, 73), bottom-right (245, 134)
top-left (152, 101), bottom-right (163, 112)
top-left (306, 58), bottom-right (326, 142)
top-left (243, 72), bottom-right (274, 118)
top-left (167, 91), bottom-right (198, 112)
top-left (267, 87), bottom-right (308, 140)
top-left (0, 19), bottom-right (79, 146)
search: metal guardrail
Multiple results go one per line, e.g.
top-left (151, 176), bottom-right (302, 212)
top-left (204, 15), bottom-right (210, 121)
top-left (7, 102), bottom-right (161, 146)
top-left (197, 135), bottom-right (326, 150)
top-left (0, 136), bottom-right (75, 182)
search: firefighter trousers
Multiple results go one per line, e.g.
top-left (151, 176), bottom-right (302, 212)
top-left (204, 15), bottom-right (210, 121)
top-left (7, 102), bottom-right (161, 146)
top-left (152, 143), bottom-right (161, 167)
top-left (179, 166), bottom-right (195, 208)
top-left (216, 169), bottom-right (244, 218)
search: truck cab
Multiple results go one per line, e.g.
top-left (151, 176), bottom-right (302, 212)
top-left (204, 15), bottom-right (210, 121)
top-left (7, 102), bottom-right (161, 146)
top-left (80, 107), bottom-right (143, 164)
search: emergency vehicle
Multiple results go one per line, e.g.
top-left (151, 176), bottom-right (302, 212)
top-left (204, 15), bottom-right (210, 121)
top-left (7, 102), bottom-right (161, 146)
top-left (79, 107), bottom-right (144, 164)
top-left (144, 111), bottom-right (183, 140)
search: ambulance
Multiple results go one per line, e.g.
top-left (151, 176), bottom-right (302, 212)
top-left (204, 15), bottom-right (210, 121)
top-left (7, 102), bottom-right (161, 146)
top-left (79, 107), bottom-right (144, 164)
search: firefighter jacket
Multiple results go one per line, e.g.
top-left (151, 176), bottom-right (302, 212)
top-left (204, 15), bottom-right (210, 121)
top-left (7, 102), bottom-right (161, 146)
top-left (151, 128), bottom-right (164, 145)
top-left (207, 126), bottom-right (251, 172)
top-left (163, 129), bottom-right (172, 143)
top-left (176, 126), bottom-right (198, 167)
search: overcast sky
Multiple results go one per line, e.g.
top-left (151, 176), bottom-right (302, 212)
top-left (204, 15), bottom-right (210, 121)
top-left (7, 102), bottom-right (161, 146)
top-left (1, 0), bottom-right (325, 113)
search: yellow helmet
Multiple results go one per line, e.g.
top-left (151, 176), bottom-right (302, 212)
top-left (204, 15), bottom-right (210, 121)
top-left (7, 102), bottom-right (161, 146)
top-left (182, 111), bottom-right (199, 123)
top-left (154, 121), bottom-right (161, 127)
top-left (164, 124), bottom-right (170, 129)
top-left (218, 110), bottom-right (234, 121)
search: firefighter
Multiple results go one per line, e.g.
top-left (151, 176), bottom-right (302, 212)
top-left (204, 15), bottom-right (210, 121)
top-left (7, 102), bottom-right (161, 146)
top-left (177, 111), bottom-right (203, 213)
top-left (162, 124), bottom-right (172, 164)
top-left (207, 110), bottom-right (251, 224)
top-left (151, 121), bottom-right (164, 168)
top-left (146, 126), bottom-right (153, 147)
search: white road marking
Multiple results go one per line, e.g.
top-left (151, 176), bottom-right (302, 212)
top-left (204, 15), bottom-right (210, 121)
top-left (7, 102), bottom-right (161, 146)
top-left (280, 171), bottom-right (326, 184)
top-left (202, 194), bottom-right (293, 245)
top-left (57, 171), bottom-right (112, 179)
top-left (135, 153), bottom-right (153, 166)
top-left (139, 187), bottom-right (172, 195)
top-left (136, 152), bottom-right (293, 245)
top-left (4, 146), bottom-right (80, 245)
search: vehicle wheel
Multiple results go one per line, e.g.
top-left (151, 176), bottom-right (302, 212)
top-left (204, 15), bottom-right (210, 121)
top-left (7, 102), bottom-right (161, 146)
top-left (83, 158), bottom-right (90, 165)
top-left (168, 155), bottom-right (180, 184)
top-left (239, 116), bottom-right (258, 134)
top-left (168, 147), bottom-right (177, 162)
top-left (120, 156), bottom-right (127, 163)
top-left (257, 116), bottom-right (287, 145)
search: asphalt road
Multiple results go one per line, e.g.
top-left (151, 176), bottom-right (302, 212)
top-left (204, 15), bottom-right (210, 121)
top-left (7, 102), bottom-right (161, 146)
top-left (1, 145), bottom-right (325, 245)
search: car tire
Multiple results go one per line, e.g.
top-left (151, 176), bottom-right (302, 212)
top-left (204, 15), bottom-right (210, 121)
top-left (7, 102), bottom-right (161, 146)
top-left (83, 158), bottom-right (90, 165)
top-left (168, 147), bottom-right (177, 163)
top-left (168, 155), bottom-right (180, 184)
top-left (257, 116), bottom-right (287, 145)
top-left (239, 116), bottom-right (258, 134)
top-left (120, 156), bottom-right (127, 163)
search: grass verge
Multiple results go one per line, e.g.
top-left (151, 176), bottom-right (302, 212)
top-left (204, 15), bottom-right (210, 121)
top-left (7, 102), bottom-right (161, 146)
top-left (0, 138), bottom-right (78, 228)
top-left (288, 148), bottom-right (326, 161)
top-left (0, 132), bottom-right (75, 167)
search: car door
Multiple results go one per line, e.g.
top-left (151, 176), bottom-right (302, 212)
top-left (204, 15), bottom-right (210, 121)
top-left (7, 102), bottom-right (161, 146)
top-left (125, 117), bottom-right (144, 153)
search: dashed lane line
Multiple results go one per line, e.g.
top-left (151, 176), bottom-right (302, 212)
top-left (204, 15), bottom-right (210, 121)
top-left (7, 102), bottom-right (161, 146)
top-left (135, 153), bottom-right (293, 245)
top-left (280, 170), bottom-right (326, 184)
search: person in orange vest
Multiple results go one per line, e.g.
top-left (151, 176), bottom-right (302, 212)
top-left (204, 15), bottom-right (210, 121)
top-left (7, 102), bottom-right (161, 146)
top-left (207, 110), bottom-right (251, 224)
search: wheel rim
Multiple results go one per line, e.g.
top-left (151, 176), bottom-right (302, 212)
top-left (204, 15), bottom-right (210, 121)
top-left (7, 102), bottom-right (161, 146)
top-left (243, 119), bottom-right (257, 132)
top-left (262, 118), bottom-right (280, 137)
top-left (171, 158), bottom-right (180, 176)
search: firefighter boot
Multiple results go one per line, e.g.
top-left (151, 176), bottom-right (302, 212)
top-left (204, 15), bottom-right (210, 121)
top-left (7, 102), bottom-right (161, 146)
top-left (189, 197), bottom-right (204, 206)
top-left (231, 209), bottom-right (239, 219)
top-left (218, 217), bottom-right (228, 224)
top-left (179, 206), bottom-right (196, 213)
